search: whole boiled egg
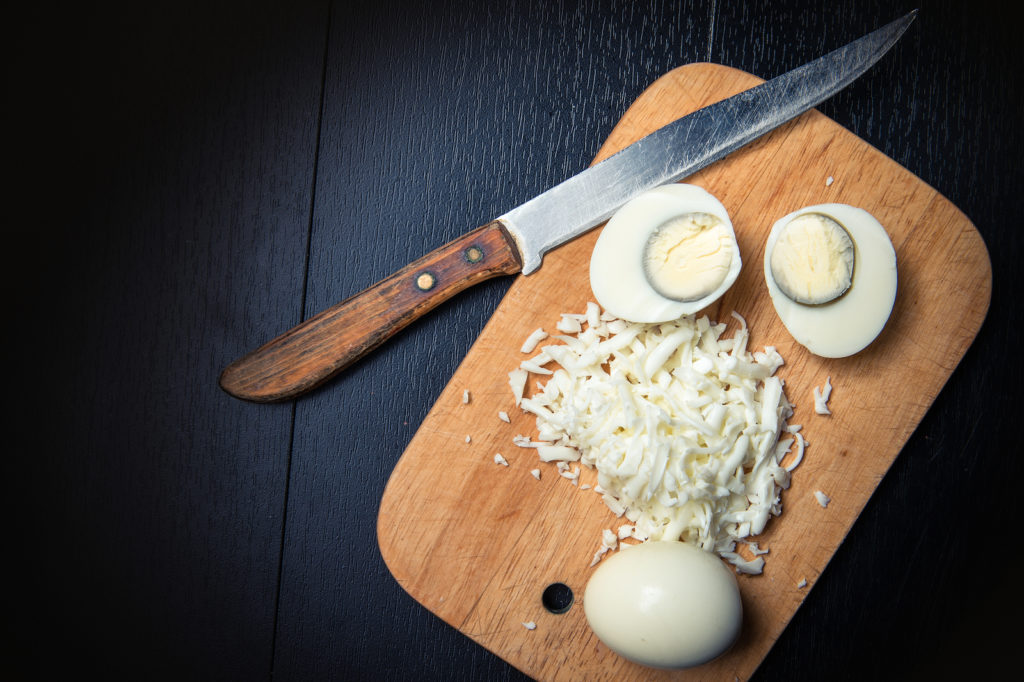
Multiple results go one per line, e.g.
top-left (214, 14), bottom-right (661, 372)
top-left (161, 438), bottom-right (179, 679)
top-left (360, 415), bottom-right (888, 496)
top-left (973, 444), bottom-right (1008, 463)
top-left (590, 184), bottom-right (741, 323)
top-left (764, 203), bottom-right (897, 358)
top-left (583, 540), bottom-right (742, 669)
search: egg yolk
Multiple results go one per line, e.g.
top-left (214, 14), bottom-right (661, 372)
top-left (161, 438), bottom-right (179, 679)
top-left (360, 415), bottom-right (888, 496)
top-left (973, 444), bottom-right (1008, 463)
top-left (769, 213), bottom-right (855, 304)
top-left (643, 213), bottom-right (735, 302)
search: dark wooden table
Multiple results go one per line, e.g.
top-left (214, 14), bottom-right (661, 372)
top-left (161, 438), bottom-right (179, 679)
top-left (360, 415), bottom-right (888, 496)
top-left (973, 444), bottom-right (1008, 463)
top-left (13, 1), bottom-right (1021, 679)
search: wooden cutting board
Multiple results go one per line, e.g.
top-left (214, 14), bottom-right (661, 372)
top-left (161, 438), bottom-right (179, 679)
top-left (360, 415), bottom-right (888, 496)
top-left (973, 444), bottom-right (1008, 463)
top-left (376, 63), bottom-right (991, 680)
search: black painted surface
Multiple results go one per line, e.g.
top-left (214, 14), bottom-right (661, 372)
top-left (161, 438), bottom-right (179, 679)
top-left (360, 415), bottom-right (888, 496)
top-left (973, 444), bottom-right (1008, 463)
top-left (12, 0), bottom-right (1021, 680)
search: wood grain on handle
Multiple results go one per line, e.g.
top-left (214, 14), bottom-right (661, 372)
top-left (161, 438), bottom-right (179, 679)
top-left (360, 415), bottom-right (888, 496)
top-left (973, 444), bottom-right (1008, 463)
top-left (220, 220), bottom-right (522, 402)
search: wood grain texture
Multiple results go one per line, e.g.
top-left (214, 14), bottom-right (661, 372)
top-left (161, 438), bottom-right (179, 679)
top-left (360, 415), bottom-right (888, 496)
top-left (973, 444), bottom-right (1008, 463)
top-left (13, 1), bottom-right (330, 678)
top-left (377, 63), bottom-right (991, 680)
top-left (18, 1), bottom-right (1022, 680)
top-left (220, 221), bottom-right (521, 402)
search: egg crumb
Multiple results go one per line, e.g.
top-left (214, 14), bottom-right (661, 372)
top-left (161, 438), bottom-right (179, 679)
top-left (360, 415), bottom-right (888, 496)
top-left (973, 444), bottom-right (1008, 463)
top-left (814, 490), bottom-right (831, 507)
top-left (530, 469), bottom-right (541, 480)
top-left (813, 376), bottom-right (833, 415)
top-left (537, 445), bottom-right (580, 462)
top-left (509, 369), bottom-right (528, 406)
top-left (556, 315), bottom-right (583, 333)
top-left (522, 621), bottom-right (537, 630)
top-left (521, 328), bottom-right (548, 353)
top-left (521, 348), bottom-right (553, 372)
top-left (462, 389), bottom-right (470, 404)
top-left (498, 411), bottom-right (510, 423)
top-left (721, 553), bottom-right (765, 575)
top-left (783, 432), bottom-right (806, 472)
top-left (494, 453), bottom-right (509, 466)
top-left (797, 577), bottom-right (808, 588)
top-left (747, 542), bottom-right (770, 556)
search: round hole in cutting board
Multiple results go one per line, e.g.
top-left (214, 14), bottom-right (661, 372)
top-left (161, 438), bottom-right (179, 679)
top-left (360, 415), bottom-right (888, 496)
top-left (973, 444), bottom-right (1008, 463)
top-left (542, 582), bottom-right (574, 614)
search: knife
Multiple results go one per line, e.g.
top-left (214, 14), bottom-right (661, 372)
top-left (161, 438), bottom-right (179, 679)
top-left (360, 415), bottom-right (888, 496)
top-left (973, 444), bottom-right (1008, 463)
top-left (220, 11), bottom-right (916, 403)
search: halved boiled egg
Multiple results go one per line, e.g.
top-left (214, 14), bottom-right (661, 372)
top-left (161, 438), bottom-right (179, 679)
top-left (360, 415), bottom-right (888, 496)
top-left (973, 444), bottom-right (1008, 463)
top-left (590, 184), bottom-right (741, 323)
top-left (764, 203), bottom-right (897, 358)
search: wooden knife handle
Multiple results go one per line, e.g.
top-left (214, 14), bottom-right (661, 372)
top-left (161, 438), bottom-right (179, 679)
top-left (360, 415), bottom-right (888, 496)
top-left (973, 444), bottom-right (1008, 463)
top-left (219, 220), bottom-right (523, 402)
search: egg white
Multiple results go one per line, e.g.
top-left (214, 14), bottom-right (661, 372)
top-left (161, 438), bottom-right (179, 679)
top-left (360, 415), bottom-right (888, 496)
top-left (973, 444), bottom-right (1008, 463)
top-left (583, 540), bottom-right (742, 669)
top-left (590, 183), bottom-right (741, 323)
top-left (764, 203), bottom-right (897, 358)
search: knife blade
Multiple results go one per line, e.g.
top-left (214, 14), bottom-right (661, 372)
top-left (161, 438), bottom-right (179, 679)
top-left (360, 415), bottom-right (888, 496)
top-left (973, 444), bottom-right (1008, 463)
top-left (220, 11), bottom-right (916, 403)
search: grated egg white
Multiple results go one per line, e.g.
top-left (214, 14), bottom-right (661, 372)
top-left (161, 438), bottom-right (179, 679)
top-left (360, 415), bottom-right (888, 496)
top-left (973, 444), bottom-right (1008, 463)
top-left (509, 304), bottom-right (802, 572)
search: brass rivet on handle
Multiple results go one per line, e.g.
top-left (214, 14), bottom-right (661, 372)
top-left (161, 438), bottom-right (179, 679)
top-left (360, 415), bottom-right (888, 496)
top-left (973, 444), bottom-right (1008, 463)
top-left (415, 271), bottom-right (437, 291)
top-left (464, 245), bottom-right (484, 263)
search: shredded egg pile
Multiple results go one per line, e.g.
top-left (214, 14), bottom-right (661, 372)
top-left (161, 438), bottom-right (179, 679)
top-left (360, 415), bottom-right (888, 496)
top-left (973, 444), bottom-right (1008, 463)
top-left (510, 303), bottom-right (804, 573)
